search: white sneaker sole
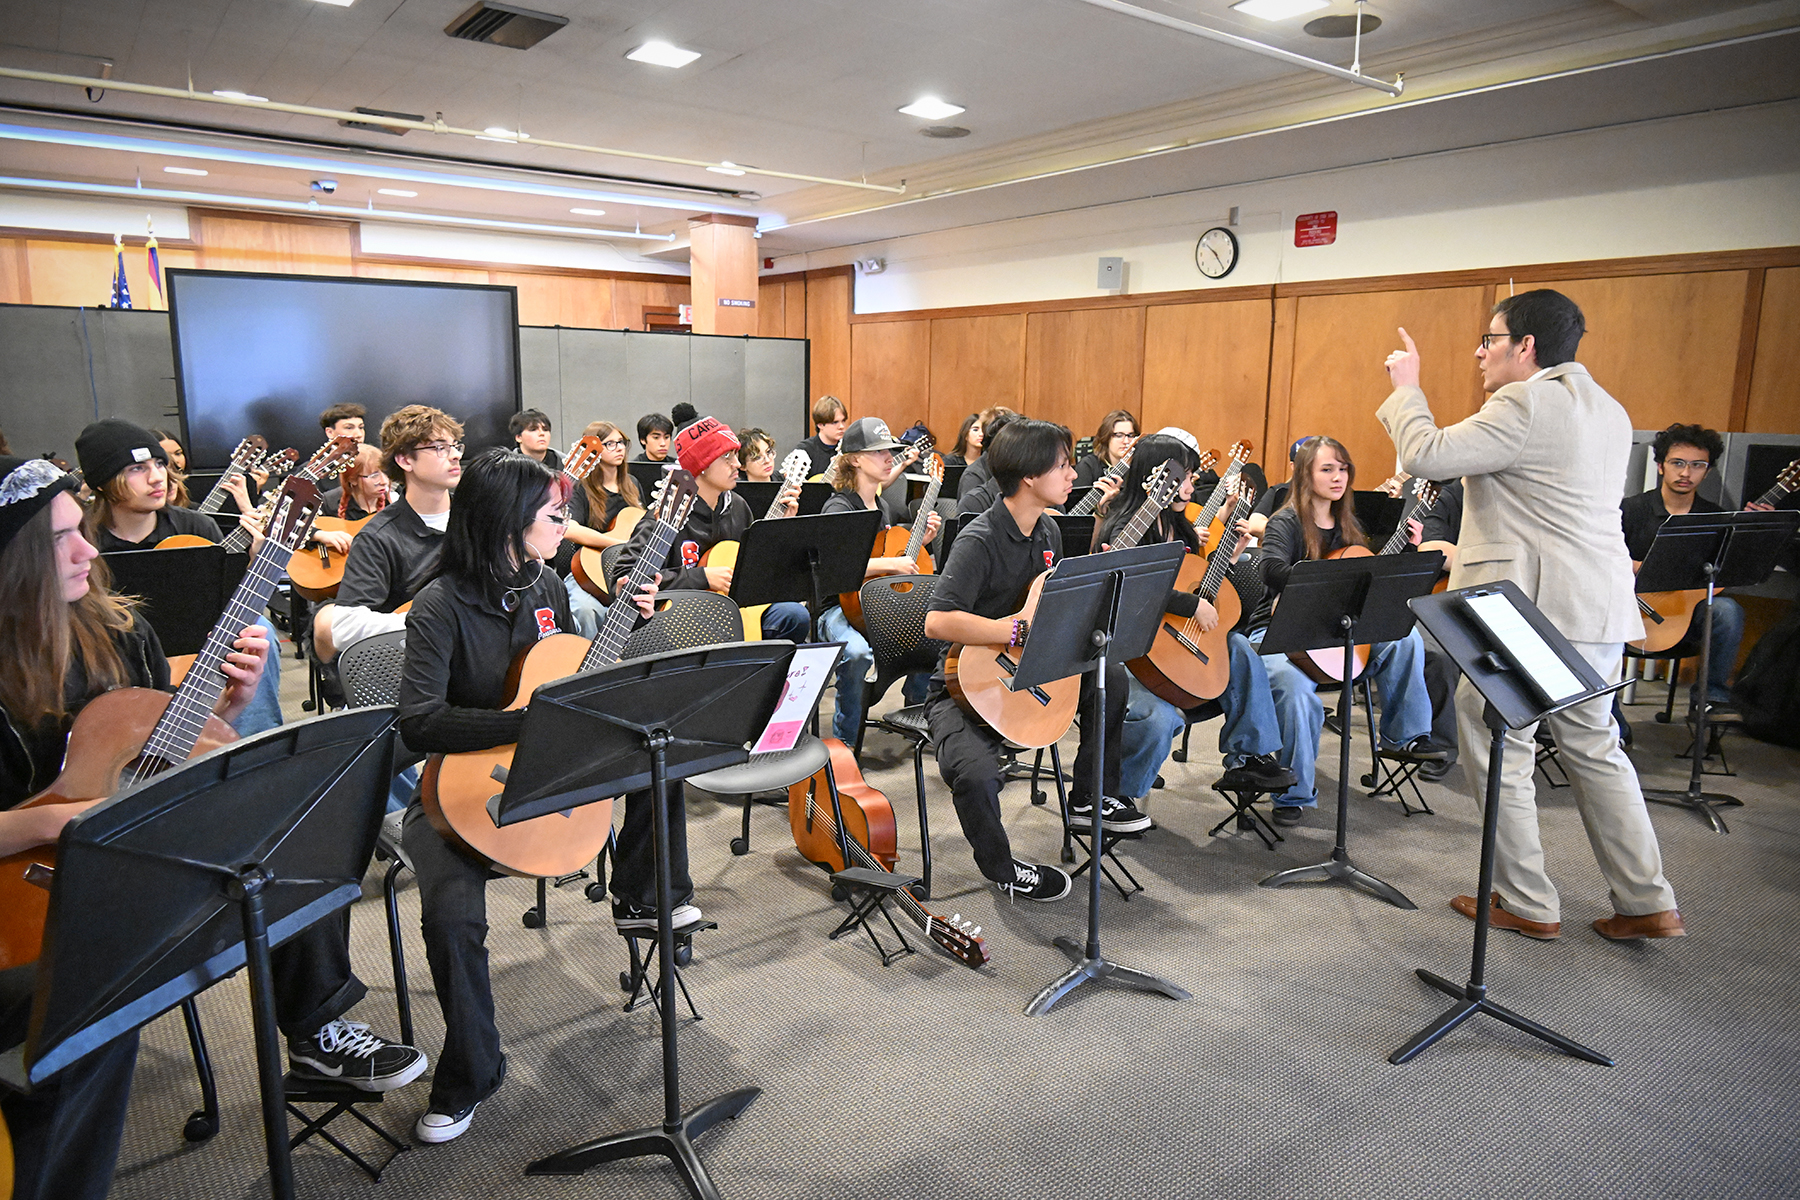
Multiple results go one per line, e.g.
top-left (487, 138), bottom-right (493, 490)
top-left (289, 1049), bottom-right (429, 1094)
top-left (415, 1102), bottom-right (478, 1144)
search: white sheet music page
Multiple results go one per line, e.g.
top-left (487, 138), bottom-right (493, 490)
top-left (751, 644), bottom-right (842, 754)
top-left (1463, 591), bottom-right (1587, 706)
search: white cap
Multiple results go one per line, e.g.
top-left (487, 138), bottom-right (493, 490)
top-left (1151, 426), bottom-right (1199, 453)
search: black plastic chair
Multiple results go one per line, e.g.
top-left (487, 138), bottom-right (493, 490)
top-left (621, 589), bottom-right (743, 657)
top-left (851, 574), bottom-right (945, 897)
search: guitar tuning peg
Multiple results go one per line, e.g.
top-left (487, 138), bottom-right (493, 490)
top-left (952, 913), bottom-right (961, 923)
top-left (970, 925), bottom-right (981, 937)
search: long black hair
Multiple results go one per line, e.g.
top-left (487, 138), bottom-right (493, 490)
top-left (1095, 434), bottom-right (1198, 553)
top-left (440, 448), bottom-right (567, 606)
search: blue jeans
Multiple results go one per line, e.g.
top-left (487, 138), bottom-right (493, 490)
top-left (1118, 632), bottom-right (1284, 798)
top-left (563, 572), bottom-right (606, 639)
top-left (761, 601), bottom-right (811, 643)
top-left (1121, 677), bottom-right (1184, 799)
top-left (230, 615), bottom-right (285, 737)
top-left (818, 605), bottom-right (928, 742)
top-left (1250, 626), bottom-right (1433, 808)
top-left (1702, 596), bottom-right (1744, 703)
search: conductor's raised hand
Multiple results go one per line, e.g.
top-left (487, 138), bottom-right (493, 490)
top-left (1384, 327), bottom-right (1422, 390)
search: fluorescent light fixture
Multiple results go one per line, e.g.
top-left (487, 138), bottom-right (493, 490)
top-left (1229, 0), bottom-right (1328, 20)
top-left (706, 162), bottom-right (746, 176)
top-left (163, 165), bottom-right (209, 176)
top-left (569, 206), bottom-right (607, 216)
top-left (211, 89), bottom-right (269, 103)
top-left (479, 126), bottom-right (520, 143)
top-left (626, 41), bottom-right (701, 68)
top-left (898, 96), bottom-right (964, 120)
top-left (312, 0), bottom-right (355, 7)
top-left (377, 187), bottom-right (417, 197)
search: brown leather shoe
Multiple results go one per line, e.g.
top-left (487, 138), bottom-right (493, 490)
top-left (1449, 892), bottom-right (1561, 940)
top-left (1593, 909), bottom-right (1686, 941)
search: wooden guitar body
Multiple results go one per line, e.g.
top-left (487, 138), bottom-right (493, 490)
top-left (788, 738), bottom-right (897, 874)
top-left (839, 526), bottom-right (934, 630)
top-left (1632, 589), bottom-right (1705, 653)
top-left (155, 534), bottom-right (215, 549)
top-left (945, 573), bottom-right (1080, 749)
top-left (0, 688), bottom-right (237, 970)
top-left (571, 545), bottom-right (611, 600)
top-left (421, 632), bottom-right (616, 877)
top-left (1130, 557), bottom-right (1241, 707)
top-left (288, 515), bottom-right (369, 600)
top-left (1289, 545), bottom-right (1373, 685)
top-left (608, 506), bottom-right (644, 540)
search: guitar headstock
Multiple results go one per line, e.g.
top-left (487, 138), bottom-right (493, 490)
top-left (1776, 458), bottom-right (1800, 493)
top-left (262, 448), bottom-right (300, 480)
top-left (651, 467), bottom-right (699, 529)
top-left (1197, 449), bottom-right (1219, 474)
top-left (924, 452), bottom-right (944, 484)
top-left (923, 907), bottom-right (990, 969)
top-left (300, 437), bottom-right (357, 484)
top-left (1412, 478), bottom-right (1440, 511)
top-left (778, 448), bottom-right (811, 486)
top-left (264, 477), bottom-right (324, 555)
top-left (1226, 439), bottom-right (1253, 468)
top-left (898, 433), bottom-right (935, 469)
top-left (226, 438), bottom-right (260, 472)
top-left (560, 435), bottom-right (606, 483)
top-left (1145, 459), bottom-right (1183, 510)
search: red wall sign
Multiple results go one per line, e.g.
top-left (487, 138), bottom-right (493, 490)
top-left (1295, 211), bottom-right (1338, 247)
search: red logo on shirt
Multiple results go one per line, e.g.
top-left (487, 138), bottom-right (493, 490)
top-left (680, 540), bottom-right (700, 568)
top-left (1043, 549), bottom-right (1055, 569)
top-left (534, 607), bottom-right (559, 638)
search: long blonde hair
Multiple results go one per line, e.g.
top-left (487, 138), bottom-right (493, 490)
top-left (1285, 436), bottom-right (1365, 561)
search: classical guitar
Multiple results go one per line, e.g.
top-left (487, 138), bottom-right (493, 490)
top-left (701, 448), bottom-right (810, 580)
top-left (1289, 479), bottom-right (1440, 686)
top-left (0, 477), bottom-right (325, 971)
top-left (839, 452), bottom-right (945, 630)
top-left (422, 471), bottom-right (699, 877)
top-left (945, 571), bottom-right (1080, 749)
top-left (1130, 473), bottom-right (1253, 707)
top-left (1194, 441), bottom-right (1254, 554)
top-left (1631, 457), bottom-right (1800, 653)
top-left (1068, 448), bottom-right (1131, 517)
top-left (221, 437), bottom-right (356, 554)
top-left (191, 438), bottom-right (262, 517)
top-left (789, 737), bottom-right (988, 968)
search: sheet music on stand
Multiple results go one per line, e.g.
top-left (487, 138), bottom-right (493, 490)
top-left (1461, 589), bottom-right (1587, 707)
top-left (750, 643), bottom-right (844, 753)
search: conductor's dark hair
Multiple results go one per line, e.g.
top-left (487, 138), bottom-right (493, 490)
top-left (509, 408), bottom-right (551, 437)
top-left (441, 448), bottom-right (567, 607)
top-left (1095, 434), bottom-right (1198, 552)
top-left (989, 419), bottom-right (1072, 498)
top-left (637, 412), bottom-right (673, 442)
top-left (1491, 288), bottom-right (1585, 368)
top-left (1653, 423), bottom-right (1724, 465)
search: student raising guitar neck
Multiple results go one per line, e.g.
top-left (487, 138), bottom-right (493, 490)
top-left (396, 448), bottom-right (662, 1146)
top-left (818, 418), bottom-right (942, 743)
top-left (1092, 435), bottom-right (1295, 809)
top-left (923, 418), bottom-right (1118, 904)
top-left (612, 417), bottom-right (811, 644)
top-left (1244, 435), bottom-right (1441, 826)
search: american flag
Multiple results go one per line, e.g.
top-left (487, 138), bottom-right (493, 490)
top-left (109, 234), bottom-right (132, 309)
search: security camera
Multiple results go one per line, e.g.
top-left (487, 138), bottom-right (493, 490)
top-left (311, 179), bottom-right (338, 194)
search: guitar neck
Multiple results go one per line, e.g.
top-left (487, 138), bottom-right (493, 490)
top-left (1190, 462), bottom-right (1245, 531)
top-left (901, 478), bottom-right (944, 561)
top-left (1069, 460), bottom-right (1125, 516)
top-left (804, 790), bottom-right (939, 936)
top-left (1195, 494), bottom-right (1252, 602)
top-left (1754, 469), bottom-right (1798, 509)
top-left (1110, 489), bottom-right (1168, 552)
top-left (765, 480), bottom-right (800, 520)
top-left (582, 517), bottom-right (682, 669)
top-left (195, 464), bottom-right (248, 515)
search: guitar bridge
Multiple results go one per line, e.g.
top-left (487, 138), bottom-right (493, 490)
top-left (1162, 622), bottom-right (1209, 665)
top-left (994, 650), bottom-right (1052, 706)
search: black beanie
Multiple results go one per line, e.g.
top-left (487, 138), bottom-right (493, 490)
top-left (76, 419), bottom-right (168, 490)
top-left (0, 456), bottom-right (81, 556)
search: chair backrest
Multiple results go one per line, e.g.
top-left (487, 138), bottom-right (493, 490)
top-left (598, 542), bottom-right (631, 596)
top-left (859, 574), bottom-right (946, 677)
top-left (621, 590), bottom-right (744, 658)
top-left (337, 629), bottom-right (409, 708)
top-left (1227, 555), bottom-right (1265, 627)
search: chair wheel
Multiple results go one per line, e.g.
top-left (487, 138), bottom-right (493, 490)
top-left (1654, 713), bottom-right (1671, 723)
top-left (1171, 750), bottom-right (1188, 763)
top-left (1031, 790), bottom-right (1047, 805)
top-left (674, 943), bottom-right (692, 968)
top-left (1153, 775), bottom-right (1165, 790)
top-left (620, 971), bottom-right (633, 991)
top-left (1360, 773), bottom-right (1375, 788)
top-left (183, 1111), bottom-right (218, 1142)
top-left (584, 882), bottom-right (607, 902)
top-left (729, 836), bottom-right (749, 856)
top-left (830, 883), bottom-right (850, 903)
top-left (1061, 846), bottom-right (1076, 864)
top-left (522, 908), bottom-right (545, 929)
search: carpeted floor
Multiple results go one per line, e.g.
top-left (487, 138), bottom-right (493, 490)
top-left (106, 645), bottom-right (1800, 1200)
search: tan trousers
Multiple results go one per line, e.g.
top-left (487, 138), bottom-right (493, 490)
top-left (1454, 640), bottom-right (1677, 924)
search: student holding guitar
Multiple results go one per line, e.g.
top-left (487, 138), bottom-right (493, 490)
top-left (1245, 436), bottom-right (1440, 826)
top-left (0, 455), bottom-right (423, 1198)
top-left (73, 419), bottom-right (284, 736)
top-left (556, 420), bottom-right (640, 633)
top-left (1093, 436), bottom-right (1296, 805)
top-left (395, 449), bottom-right (662, 1145)
top-left (818, 418), bottom-right (942, 742)
top-left (612, 418), bottom-right (811, 644)
top-left (1072, 410), bottom-right (1139, 491)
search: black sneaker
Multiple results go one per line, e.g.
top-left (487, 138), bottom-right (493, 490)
top-left (1067, 795), bottom-right (1151, 833)
top-left (612, 900), bottom-right (704, 933)
top-left (288, 1019), bottom-right (427, 1093)
top-left (1272, 805), bottom-right (1307, 827)
top-left (1417, 758), bottom-right (1455, 783)
top-left (996, 859), bottom-right (1072, 902)
top-left (1383, 735), bottom-right (1449, 762)
top-left (1218, 753), bottom-right (1297, 793)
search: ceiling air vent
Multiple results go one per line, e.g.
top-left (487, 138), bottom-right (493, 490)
top-left (445, 2), bottom-right (569, 50)
top-left (338, 106), bottom-right (425, 136)
top-left (921, 125), bottom-right (971, 139)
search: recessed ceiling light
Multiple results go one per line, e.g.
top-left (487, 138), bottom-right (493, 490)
top-left (706, 162), bottom-right (746, 176)
top-left (627, 41), bottom-right (702, 68)
top-left (898, 97), bottom-right (964, 121)
top-left (211, 89), bottom-right (269, 103)
top-left (163, 165), bottom-right (209, 176)
top-left (312, 0), bottom-right (355, 7)
top-left (569, 206), bottom-right (607, 216)
top-left (377, 188), bottom-right (418, 197)
top-left (1230, 0), bottom-right (1329, 20)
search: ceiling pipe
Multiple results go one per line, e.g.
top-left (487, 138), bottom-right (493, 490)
top-left (0, 66), bottom-right (909, 194)
top-left (1067, 0), bottom-right (1404, 96)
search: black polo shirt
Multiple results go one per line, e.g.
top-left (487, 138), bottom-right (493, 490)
top-left (956, 455), bottom-right (994, 501)
top-left (337, 497), bottom-right (444, 613)
top-left (1418, 479), bottom-right (1464, 546)
top-left (398, 571), bottom-right (572, 755)
top-left (792, 434), bottom-right (839, 480)
top-left (93, 504), bottom-right (223, 552)
top-left (1620, 488), bottom-right (1724, 562)
top-left (926, 498), bottom-right (1062, 690)
top-left (1071, 452), bottom-right (1110, 491)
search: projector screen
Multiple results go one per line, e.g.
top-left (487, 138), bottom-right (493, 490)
top-left (167, 269), bottom-right (520, 468)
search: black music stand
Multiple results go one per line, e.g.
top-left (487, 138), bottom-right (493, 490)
top-left (0, 708), bottom-right (398, 1200)
top-left (1390, 582), bottom-right (1622, 1066)
top-left (628, 459), bottom-right (676, 498)
top-left (1050, 513), bottom-right (1096, 557)
top-left (1634, 509), bottom-right (1799, 833)
top-left (102, 545), bottom-right (248, 657)
top-left (510, 643), bottom-right (794, 1200)
top-left (728, 509), bottom-right (881, 639)
top-left (1257, 551), bottom-right (1443, 909)
top-left (1016, 542), bottom-right (1187, 1016)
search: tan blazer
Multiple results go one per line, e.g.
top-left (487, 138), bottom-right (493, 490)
top-left (1378, 361), bottom-right (1643, 644)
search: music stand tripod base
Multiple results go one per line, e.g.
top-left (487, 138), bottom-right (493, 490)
top-left (1026, 938), bottom-right (1192, 1016)
top-left (1260, 849), bottom-right (1416, 910)
top-left (1642, 785), bottom-right (1741, 834)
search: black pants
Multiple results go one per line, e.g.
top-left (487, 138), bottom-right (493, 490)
top-left (402, 786), bottom-right (688, 1114)
top-left (925, 662), bottom-right (1123, 884)
top-left (1422, 646), bottom-right (1461, 765)
top-left (0, 966), bottom-right (138, 1200)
